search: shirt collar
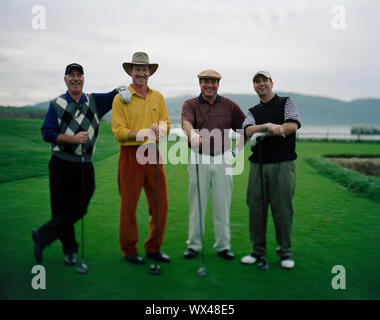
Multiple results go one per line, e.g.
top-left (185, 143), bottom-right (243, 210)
top-left (198, 94), bottom-right (222, 104)
top-left (128, 84), bottom-right (152, 95)
top-left (65, 91), bottom-right (87, 103)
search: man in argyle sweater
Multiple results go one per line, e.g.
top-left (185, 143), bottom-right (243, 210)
top-left (32, 63), bottom-right (131, 265)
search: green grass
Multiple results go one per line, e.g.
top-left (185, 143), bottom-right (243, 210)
top-left (0, 119), bottom-right (119, 183)
top-left (0, 120), bottom-right (380, 300)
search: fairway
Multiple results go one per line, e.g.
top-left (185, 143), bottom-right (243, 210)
top-left (0, 120), bottom-right (379, 300)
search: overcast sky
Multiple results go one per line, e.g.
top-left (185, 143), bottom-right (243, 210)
top-left (0, 0), bottom-right (379, 106)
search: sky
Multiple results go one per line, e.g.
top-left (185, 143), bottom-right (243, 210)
top-left (0, 0), bottom-right (379, 106)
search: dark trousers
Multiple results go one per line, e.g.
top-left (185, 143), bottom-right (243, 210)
top-left (38, 155), bottom-right (95, 254)
top-left (247, 161), bottom-right (296, 258)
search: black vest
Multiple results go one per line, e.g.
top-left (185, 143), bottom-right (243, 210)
top-left (248, 95), bottom-right (297, 164)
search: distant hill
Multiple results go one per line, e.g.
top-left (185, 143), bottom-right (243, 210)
top-left (2, 92), bottom-right (380, 126)
top-left (163, 92), bottom-right (380, 126)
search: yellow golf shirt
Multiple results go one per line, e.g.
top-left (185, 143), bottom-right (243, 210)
top-left (112, 85), bottom-right (171, 146)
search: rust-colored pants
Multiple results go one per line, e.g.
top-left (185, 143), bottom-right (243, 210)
top-left (117, 145), bottom-right (168, 256)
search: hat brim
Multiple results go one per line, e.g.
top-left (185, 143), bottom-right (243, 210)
top-left (253, 72), bottom-right (271, 81)
top-left (122, 62), bottom-right (158, 77)
top-left (198, 76), bottom-right (222, 80)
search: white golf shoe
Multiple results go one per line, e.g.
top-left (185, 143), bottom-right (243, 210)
top-left (241, 253), bottom-right (258, 265)
top-left (280, 257), bottom-right (295, 269)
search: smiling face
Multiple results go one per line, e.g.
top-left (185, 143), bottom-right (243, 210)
top-left (253, 75), bottom-right (274, 100)
top-left (199, 78), bottom-right (219, 101)
top-left (130, 64), bottom-right (150, 87)
top-left (64, 69), bottom-right (84, 96)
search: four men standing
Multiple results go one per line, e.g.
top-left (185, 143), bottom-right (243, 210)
top-left (33, 54), bottom-right (300, 272)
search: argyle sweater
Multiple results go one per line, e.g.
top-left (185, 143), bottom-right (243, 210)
top-left (42, 90), bottom-right (117, 162)
top-left (51, 93), bottom-right (99, 159)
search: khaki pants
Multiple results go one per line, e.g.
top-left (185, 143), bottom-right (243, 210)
top-left (187, 152), bottom-right (233, 252)
top-left (247, 161), bottom-right (296, 258)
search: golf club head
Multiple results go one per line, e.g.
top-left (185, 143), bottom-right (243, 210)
top-left (197, 266), bottom-right (207, 277)
top-left (76, 261), bottom-right (88, 274)
top-left (149, 264), bottom-right (161, 276)
top-left (257, 260), bottom-right (269, 271)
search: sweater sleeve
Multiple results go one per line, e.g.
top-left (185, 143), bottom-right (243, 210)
top-left (41, 102), bottom-right (59, 143)
top-left (92, 89), bottom-right (118, 119)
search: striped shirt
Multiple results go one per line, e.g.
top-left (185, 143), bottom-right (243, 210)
top-left (243, 97), bottom-right (301, 129)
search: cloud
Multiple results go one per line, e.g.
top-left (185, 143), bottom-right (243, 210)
top-left (0, 0), bottom-right (379, 105)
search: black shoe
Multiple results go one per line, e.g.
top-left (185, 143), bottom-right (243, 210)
top-left (64, 252), bottom-right (77, 266)
top-left (217, 249), bottom-right (235, 260)
top-left (257, 256), bottom-right (269, 271)
top-left (184, 248), bottom-right (199, 260)
top-left (146, 251), bottom-right (171, 263)
top-left (32, 229), bottom-right (45, 263)
top-left (126, 253), bottom-right (145, 265)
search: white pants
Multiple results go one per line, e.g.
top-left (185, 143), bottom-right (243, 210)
top-left (186, 152), bottom-right (233, 252)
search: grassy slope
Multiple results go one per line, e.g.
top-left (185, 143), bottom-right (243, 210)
top-left (0, 119), bottom-right (119, 183)
top-left (0, 121), bottom-right (380, 299)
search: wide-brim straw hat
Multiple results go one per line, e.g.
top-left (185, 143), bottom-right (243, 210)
top-left (122, 52), bottom-right (158, 76)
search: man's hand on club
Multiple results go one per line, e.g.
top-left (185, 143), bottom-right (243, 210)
top-left (267, 123), bottom-right (286, 137)
top-left (190, 132), bottom-right (202, 148)
top-left (150, 123), bottom-right (161, 142)
top-left (74, 131), bottom-right (89, 144)
top-left (224, 147), bottom-right (239, 165)
top-left (136, 127), bottom-right (157, 142)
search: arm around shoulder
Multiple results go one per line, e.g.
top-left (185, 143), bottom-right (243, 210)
top-left (111, 94), bottom-right (130, 143)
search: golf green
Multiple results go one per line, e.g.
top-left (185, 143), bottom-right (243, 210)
top-left (0, 120), bottom-right (379, 299)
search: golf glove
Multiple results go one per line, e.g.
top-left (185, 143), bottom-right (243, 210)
top-left (117, 86), bottom-right (132, 104)
top-left (224, 147), bottom-right (239, 165)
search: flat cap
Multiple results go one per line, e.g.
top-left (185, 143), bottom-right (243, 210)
top-left (197, 69), bottom-right (222, 80)
top-left (253, 70), bottom-right (272, 82)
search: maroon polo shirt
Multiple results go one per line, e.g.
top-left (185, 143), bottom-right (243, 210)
top-left (181, 94), bottom-right (246, 155)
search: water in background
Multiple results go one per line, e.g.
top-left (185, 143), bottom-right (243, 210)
top-left (169, 124), bottom-right (380, 141)
top-left (298, 125), bottom-right (380, 141)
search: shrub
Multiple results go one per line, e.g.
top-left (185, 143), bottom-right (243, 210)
top-left (305, 155), bottom-right (380, 203)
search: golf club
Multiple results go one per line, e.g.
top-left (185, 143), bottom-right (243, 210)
top-left (250, 131), bottom-right (269, 147)
top-left (256, 133), bottom-right (269, 271)
top-left (149, 139), bottom-right (161, 276)
top-left (77, 144), bottom-right (88, 274)
top-left (195, 151), bottom-right (207, 277)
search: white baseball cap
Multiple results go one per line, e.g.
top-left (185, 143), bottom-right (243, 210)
top-left (253, 70), bottom-right (272, 82)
